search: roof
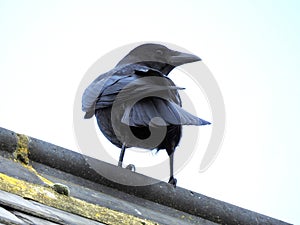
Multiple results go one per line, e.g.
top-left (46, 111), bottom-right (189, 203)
top-left (0, 126), bottom-right (291, 225)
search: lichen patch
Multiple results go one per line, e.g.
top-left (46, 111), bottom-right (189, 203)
top-left (0, 173), bottom-right (159, 225)
top-left (13, 134), bottom-right (30, 165)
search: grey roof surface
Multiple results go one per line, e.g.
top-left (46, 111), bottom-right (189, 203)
top-left (0, 127), bottom-right (292, 225)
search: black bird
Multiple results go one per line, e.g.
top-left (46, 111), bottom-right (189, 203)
top-left (82, 43), bottom-right (210, 187)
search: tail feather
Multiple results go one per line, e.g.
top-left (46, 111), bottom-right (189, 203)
top-left (121, 97), bottom-right (210, 127)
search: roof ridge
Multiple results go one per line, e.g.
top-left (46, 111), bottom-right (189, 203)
top-left (0, 126), bottom-right (291, 225)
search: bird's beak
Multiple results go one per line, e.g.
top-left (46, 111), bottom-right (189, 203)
top-left (169, 51), bottom-right (201, 66)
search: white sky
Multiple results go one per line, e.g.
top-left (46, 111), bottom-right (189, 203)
top-left (0, 1), bottom-right (299, 224)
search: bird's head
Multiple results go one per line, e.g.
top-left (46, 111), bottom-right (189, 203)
top-left (117, 43), bottom-right (201, 75)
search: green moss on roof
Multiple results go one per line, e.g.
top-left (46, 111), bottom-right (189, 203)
top-left (0, 173), bottom-right (159, 225)
top-left (13, 133), bottom-right (30, 165)
top-left (13, 133), bottom-right (54, 186)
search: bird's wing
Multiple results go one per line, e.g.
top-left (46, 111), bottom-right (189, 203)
top-left (122, 97), bottom-right (211, 126)
top-left (89, 64), bottom-right (182, 109)
top-left (82, 71), bottom-right (113, 118)
top-left (104, 74), bottom-right (183, 107)
top-left (82, 64), bottom-right (151, 118)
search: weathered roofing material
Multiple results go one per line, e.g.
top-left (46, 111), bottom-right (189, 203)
top-left (0, 127), bottom-right (292, 225)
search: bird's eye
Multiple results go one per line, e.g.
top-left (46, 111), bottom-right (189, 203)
top-left (156, 49), bottom-right (164, 55)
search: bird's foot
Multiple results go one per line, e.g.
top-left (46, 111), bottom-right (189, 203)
top-left (126, 164), bottom-right (136, 172)
top-left (168, 176), bottom-right (177, 188)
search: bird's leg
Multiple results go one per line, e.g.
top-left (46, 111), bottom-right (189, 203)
top-left (168, 151), bottom-right (177, 187)
top-left (118, 143), bottom-right (126, 167)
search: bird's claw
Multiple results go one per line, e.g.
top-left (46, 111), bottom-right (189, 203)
top-left (168, 176), bottom-right (177, 188)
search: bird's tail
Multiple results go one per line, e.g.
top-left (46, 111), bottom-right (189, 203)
top-left (121, 97), bottom-right (211, 127)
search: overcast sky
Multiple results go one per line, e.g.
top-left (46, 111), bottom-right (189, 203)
top-left (0, 1), bottom-right (299, 224)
